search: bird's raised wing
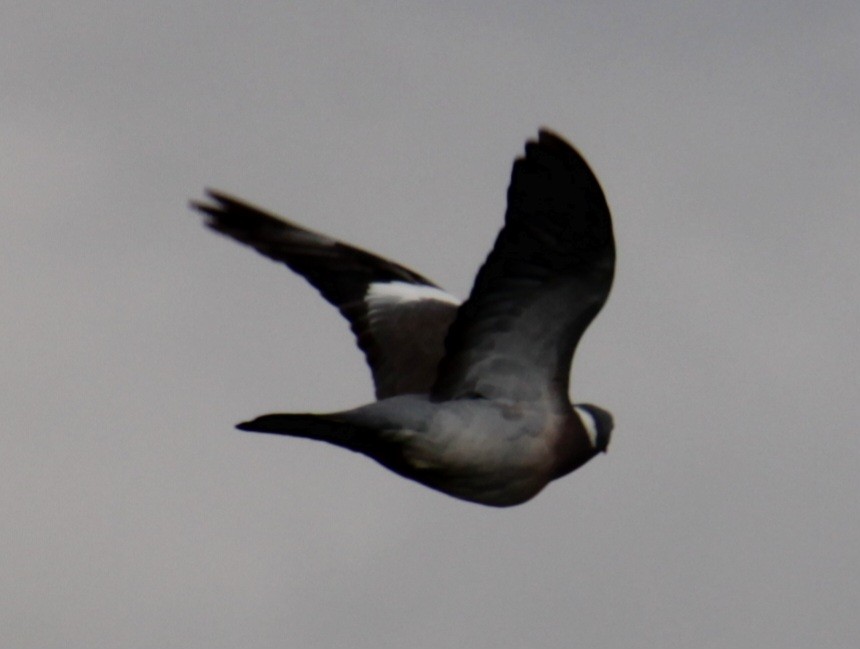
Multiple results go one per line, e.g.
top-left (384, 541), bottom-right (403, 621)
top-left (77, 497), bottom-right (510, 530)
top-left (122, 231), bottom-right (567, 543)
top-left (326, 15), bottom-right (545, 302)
top-left (192, 191), bottom-right (459, 399)
top-left (432, 130), bottom-right (615, 404)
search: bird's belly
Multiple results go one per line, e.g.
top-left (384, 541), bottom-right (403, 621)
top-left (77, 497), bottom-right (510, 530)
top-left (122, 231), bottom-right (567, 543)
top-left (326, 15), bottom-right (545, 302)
top-left (400, 431), bottom-right (556, 507)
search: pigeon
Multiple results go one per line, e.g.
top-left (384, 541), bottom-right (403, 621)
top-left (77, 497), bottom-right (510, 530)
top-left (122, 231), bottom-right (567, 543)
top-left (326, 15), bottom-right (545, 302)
top-left (191, 129), bottom-right (615, 506)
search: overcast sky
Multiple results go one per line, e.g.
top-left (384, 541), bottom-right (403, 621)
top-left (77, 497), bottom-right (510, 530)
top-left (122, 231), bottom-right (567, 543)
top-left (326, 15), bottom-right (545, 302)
top-left (2, 2), bottom-right (858, 648)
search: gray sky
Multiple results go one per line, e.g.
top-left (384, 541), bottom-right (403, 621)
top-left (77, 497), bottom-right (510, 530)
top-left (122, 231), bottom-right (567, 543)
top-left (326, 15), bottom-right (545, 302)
top-left (2, 2), bottom-right (858, 647)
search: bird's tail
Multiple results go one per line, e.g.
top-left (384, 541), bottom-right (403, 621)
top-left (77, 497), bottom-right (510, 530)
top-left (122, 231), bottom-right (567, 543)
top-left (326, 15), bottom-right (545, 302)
top-left (236, 413), bottom-right (372, 453)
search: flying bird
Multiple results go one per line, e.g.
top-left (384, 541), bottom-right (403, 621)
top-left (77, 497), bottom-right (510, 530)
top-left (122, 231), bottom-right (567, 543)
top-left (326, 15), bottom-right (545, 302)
top-left (192, 129), bottom-right (615, 506)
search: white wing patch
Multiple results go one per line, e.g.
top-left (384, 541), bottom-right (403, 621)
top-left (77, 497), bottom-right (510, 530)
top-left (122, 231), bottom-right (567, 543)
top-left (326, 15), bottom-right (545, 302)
top-left (573, 405), bottom-right (599, 449)
top-left (365, 281), bottom-right (460, 307)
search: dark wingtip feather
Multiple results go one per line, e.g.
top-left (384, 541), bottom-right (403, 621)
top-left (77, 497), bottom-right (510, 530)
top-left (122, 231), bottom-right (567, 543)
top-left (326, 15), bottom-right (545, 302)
top-left (188, 188), bottom-right (231, 227)
top-left (536, 127), bottom-right (566, 145)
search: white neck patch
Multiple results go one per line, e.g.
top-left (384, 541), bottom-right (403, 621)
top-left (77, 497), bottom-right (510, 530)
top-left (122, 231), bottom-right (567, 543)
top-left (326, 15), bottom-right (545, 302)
top-left (573, 405), bottom-right (599, 448)
top-left (366, 281), bottom-right (460, 306)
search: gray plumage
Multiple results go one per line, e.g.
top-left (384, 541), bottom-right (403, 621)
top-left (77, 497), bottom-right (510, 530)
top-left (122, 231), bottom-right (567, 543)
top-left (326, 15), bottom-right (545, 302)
top-left (191, 129), bottom-right (615, 506)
